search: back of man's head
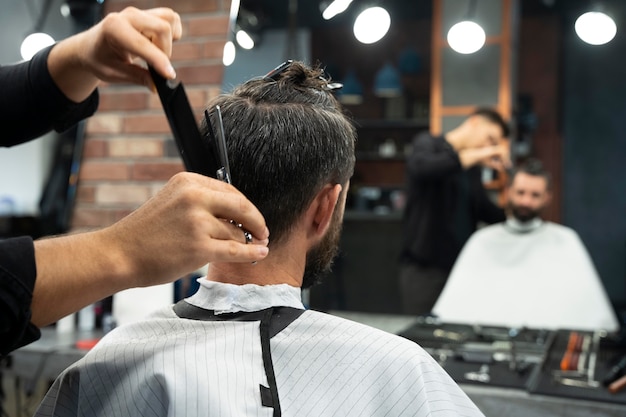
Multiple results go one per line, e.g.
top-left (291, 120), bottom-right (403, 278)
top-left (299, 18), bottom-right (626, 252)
top-left (470, 107), bottom-right (510, 138)
top-left (201, 62), bottom-right (356, 246)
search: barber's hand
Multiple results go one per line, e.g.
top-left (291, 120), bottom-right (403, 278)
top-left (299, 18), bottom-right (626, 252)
top-left (458, 144), bottom-right (510, 170)
top-left (31, 173), bottom-right (268, 327)
top-left (48, 7), bottom-right (182, 102)
top-left (103, 172), bottom-right (269, 287)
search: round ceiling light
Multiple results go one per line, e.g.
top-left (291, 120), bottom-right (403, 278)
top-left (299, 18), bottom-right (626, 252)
top-left (575, 11), bottom-right (617, 46)
top-left (353, 7), bottom-right (391, 44)
top-left (20, 32), bottom-right (55, 61)
top-left (447, 21), bottom-right (486, 54)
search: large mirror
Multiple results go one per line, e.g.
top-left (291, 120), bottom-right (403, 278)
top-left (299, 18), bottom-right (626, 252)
top-left (224, 0), bottom-right (626, 320)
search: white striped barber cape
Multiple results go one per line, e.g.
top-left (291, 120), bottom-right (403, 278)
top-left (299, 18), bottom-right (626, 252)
top-left (35, 282), bottom-right (484, 417)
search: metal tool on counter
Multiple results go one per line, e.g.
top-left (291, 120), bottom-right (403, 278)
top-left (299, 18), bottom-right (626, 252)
top-left (553, 331), bottom-right (602, 389)
top-left (464, 364), bottom-right (491, 383)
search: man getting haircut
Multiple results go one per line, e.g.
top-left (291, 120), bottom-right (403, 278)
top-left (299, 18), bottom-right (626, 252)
top-left (35, 62), bottom-right (484, 417)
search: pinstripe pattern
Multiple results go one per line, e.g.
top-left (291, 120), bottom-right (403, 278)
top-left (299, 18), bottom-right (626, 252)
top-left (34, 284), bottom-right (484, 417)
top-left (273, 311), bottom-right (483, 417)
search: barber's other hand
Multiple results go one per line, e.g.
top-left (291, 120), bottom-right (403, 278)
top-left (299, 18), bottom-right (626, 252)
top-left (48, 7), bottom-right (182, 102)
top-left (103, 172), bottom-right (269, 287)
top-left (458, 144), bottom-right (510, 170)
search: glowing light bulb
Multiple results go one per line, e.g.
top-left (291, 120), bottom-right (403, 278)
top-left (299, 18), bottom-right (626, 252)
top-left (21, 32), bottom-right (55, 60)
top-left (575, 12), bottom-right (617, 45)
top-left (353, 7), bottom-right (390, 44)
top-left (236, 30), bottom-right (254, 50)
top-left (447, 21), bottom-right (486, 54)
top-left (223, 41), bottom-right (236, 66)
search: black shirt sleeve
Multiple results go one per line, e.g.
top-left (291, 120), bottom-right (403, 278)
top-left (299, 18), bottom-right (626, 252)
top-left (0, 44), bottom-right (99, 148)
top-left (406, 133), bottom-right (462, 180)
top-left (0, 236), bottom-right (40, 356)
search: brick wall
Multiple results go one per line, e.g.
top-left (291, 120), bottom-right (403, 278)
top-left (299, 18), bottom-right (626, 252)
top-left (72, 0), bottom-right (230, 230)
top-left (518, 15), bottom-right (562, 223)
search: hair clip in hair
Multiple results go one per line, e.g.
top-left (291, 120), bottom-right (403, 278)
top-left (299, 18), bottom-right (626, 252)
top-left (324, 82), bottom-right (343, 91)
top-left (265, 60), bottom-right (293, 80)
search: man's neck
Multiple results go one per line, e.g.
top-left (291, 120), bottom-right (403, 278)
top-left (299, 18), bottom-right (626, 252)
top-left (205, 242), bottom-right (305, 288)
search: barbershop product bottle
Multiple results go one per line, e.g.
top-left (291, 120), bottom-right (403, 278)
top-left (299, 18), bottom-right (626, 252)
top-left (56, 313), bottom-right (76, 333)
top-left (78, 303), bottom-right (96, 332)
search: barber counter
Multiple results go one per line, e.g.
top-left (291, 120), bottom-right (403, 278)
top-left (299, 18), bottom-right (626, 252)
top-left (398, 318), bottom-right (626, 416)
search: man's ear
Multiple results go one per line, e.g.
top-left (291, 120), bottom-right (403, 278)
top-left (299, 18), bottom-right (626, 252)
top-left (307, 183), bottom-right (343, 239)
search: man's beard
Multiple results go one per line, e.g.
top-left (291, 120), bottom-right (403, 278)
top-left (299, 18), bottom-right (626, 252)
top-left (509, 202), bottom-right (541, 223)
top-left (301, 210), bottom-right (343, 289)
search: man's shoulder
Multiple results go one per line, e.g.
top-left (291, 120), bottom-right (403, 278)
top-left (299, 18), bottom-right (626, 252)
top-left (543, 221), bottom-right (576, 234)
top-left (298, 310), bottom-right (429, 354)
top-left (541, 222), bottom-right (584, 244)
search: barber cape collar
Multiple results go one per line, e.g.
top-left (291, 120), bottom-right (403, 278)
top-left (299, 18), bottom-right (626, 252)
top-left (176, 281), bottom-right (305, 417)
top-left (504, 217), bottom-right (543, 234)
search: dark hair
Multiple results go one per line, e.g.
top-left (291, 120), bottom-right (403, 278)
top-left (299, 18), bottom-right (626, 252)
top-left (471, 107), bottom-right (510, 138)
top-left (509, 158), bottom-right (552, 189)
top-left (201, 62), bottom-right (356, 245)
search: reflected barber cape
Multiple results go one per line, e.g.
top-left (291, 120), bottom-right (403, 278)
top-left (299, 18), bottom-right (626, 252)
top-left (433, 221), bottom-right (619, 332)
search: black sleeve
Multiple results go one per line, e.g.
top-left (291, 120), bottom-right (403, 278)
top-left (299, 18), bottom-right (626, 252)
top-left (0, 237), bottom-right (40, 356)
top-left (406, 133), bottom-right (463, 180)
top-left (0, 44), bottom-right (99, 148)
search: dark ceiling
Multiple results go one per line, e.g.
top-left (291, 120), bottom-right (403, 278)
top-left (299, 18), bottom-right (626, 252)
top-left (238, 0), bottom-right (433, 32)
top-left (240, 0), bottom-right (576, 30)
top-left (237, 0), bottom-right (606, 34)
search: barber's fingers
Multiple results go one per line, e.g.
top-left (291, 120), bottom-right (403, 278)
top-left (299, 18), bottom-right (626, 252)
top-left (100, 7), bottom-right (180, 81)
top-left (122, 7), bottom-right (179, 59)
top-left (191, 190), bottom-right (269, 262)
top-left (145, 8), bottom-right (183, 43)
top-left (167, 172), bottom-right (269, 243)
top-left (202, 239), bottom-right (269, 263)
top-left (202, 188), bottom-right (270, 243)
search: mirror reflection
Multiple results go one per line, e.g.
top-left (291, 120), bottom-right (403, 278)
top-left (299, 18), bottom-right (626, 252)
top-left (225, 0), bottom-right (625, 329)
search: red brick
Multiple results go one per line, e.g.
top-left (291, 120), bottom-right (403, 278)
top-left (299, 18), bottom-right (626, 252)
top-left (83, 139), bottom-right (107, 158)
top-left (76, 186), bottom-right (96, 204)
top-left (123, 114), bottom-right (170, 133)
top-left (72, 208), bottom-right (116, 228)
top-left (104, 0), bottom-right (155, 14)
top-left (206, 86), bottom-right (222, 101)
top-left (203, 40), bottom-right (226, 59)
top-left (99, 90), bottom-right (149, 111)
top-left (80, 162), bottom-right (130, 181)
top-left (172, 41), bottom-right (204, 61)
top-left (177, 64), bottom-right (224, 85)
top-left (86, 114), bottom-right (123, 134)
top-left (188, 87), bottom-right (210, 108)
top-left (112, 209), bottom-right (135, 223)
top-left (186, 15), bottom-right (229, 37)
top-left (132, 162), bottom-right (184, 180)
top-left (95, 184), bottom-right (152, 205)
top-left (108, 137), bottom-right (163, 158)
top-left (155, 0), bottom-right (219, 14)
top-left (147, 91), bottom-right (163, 109)
top-left (149, 182), bottom-right (168, 197)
